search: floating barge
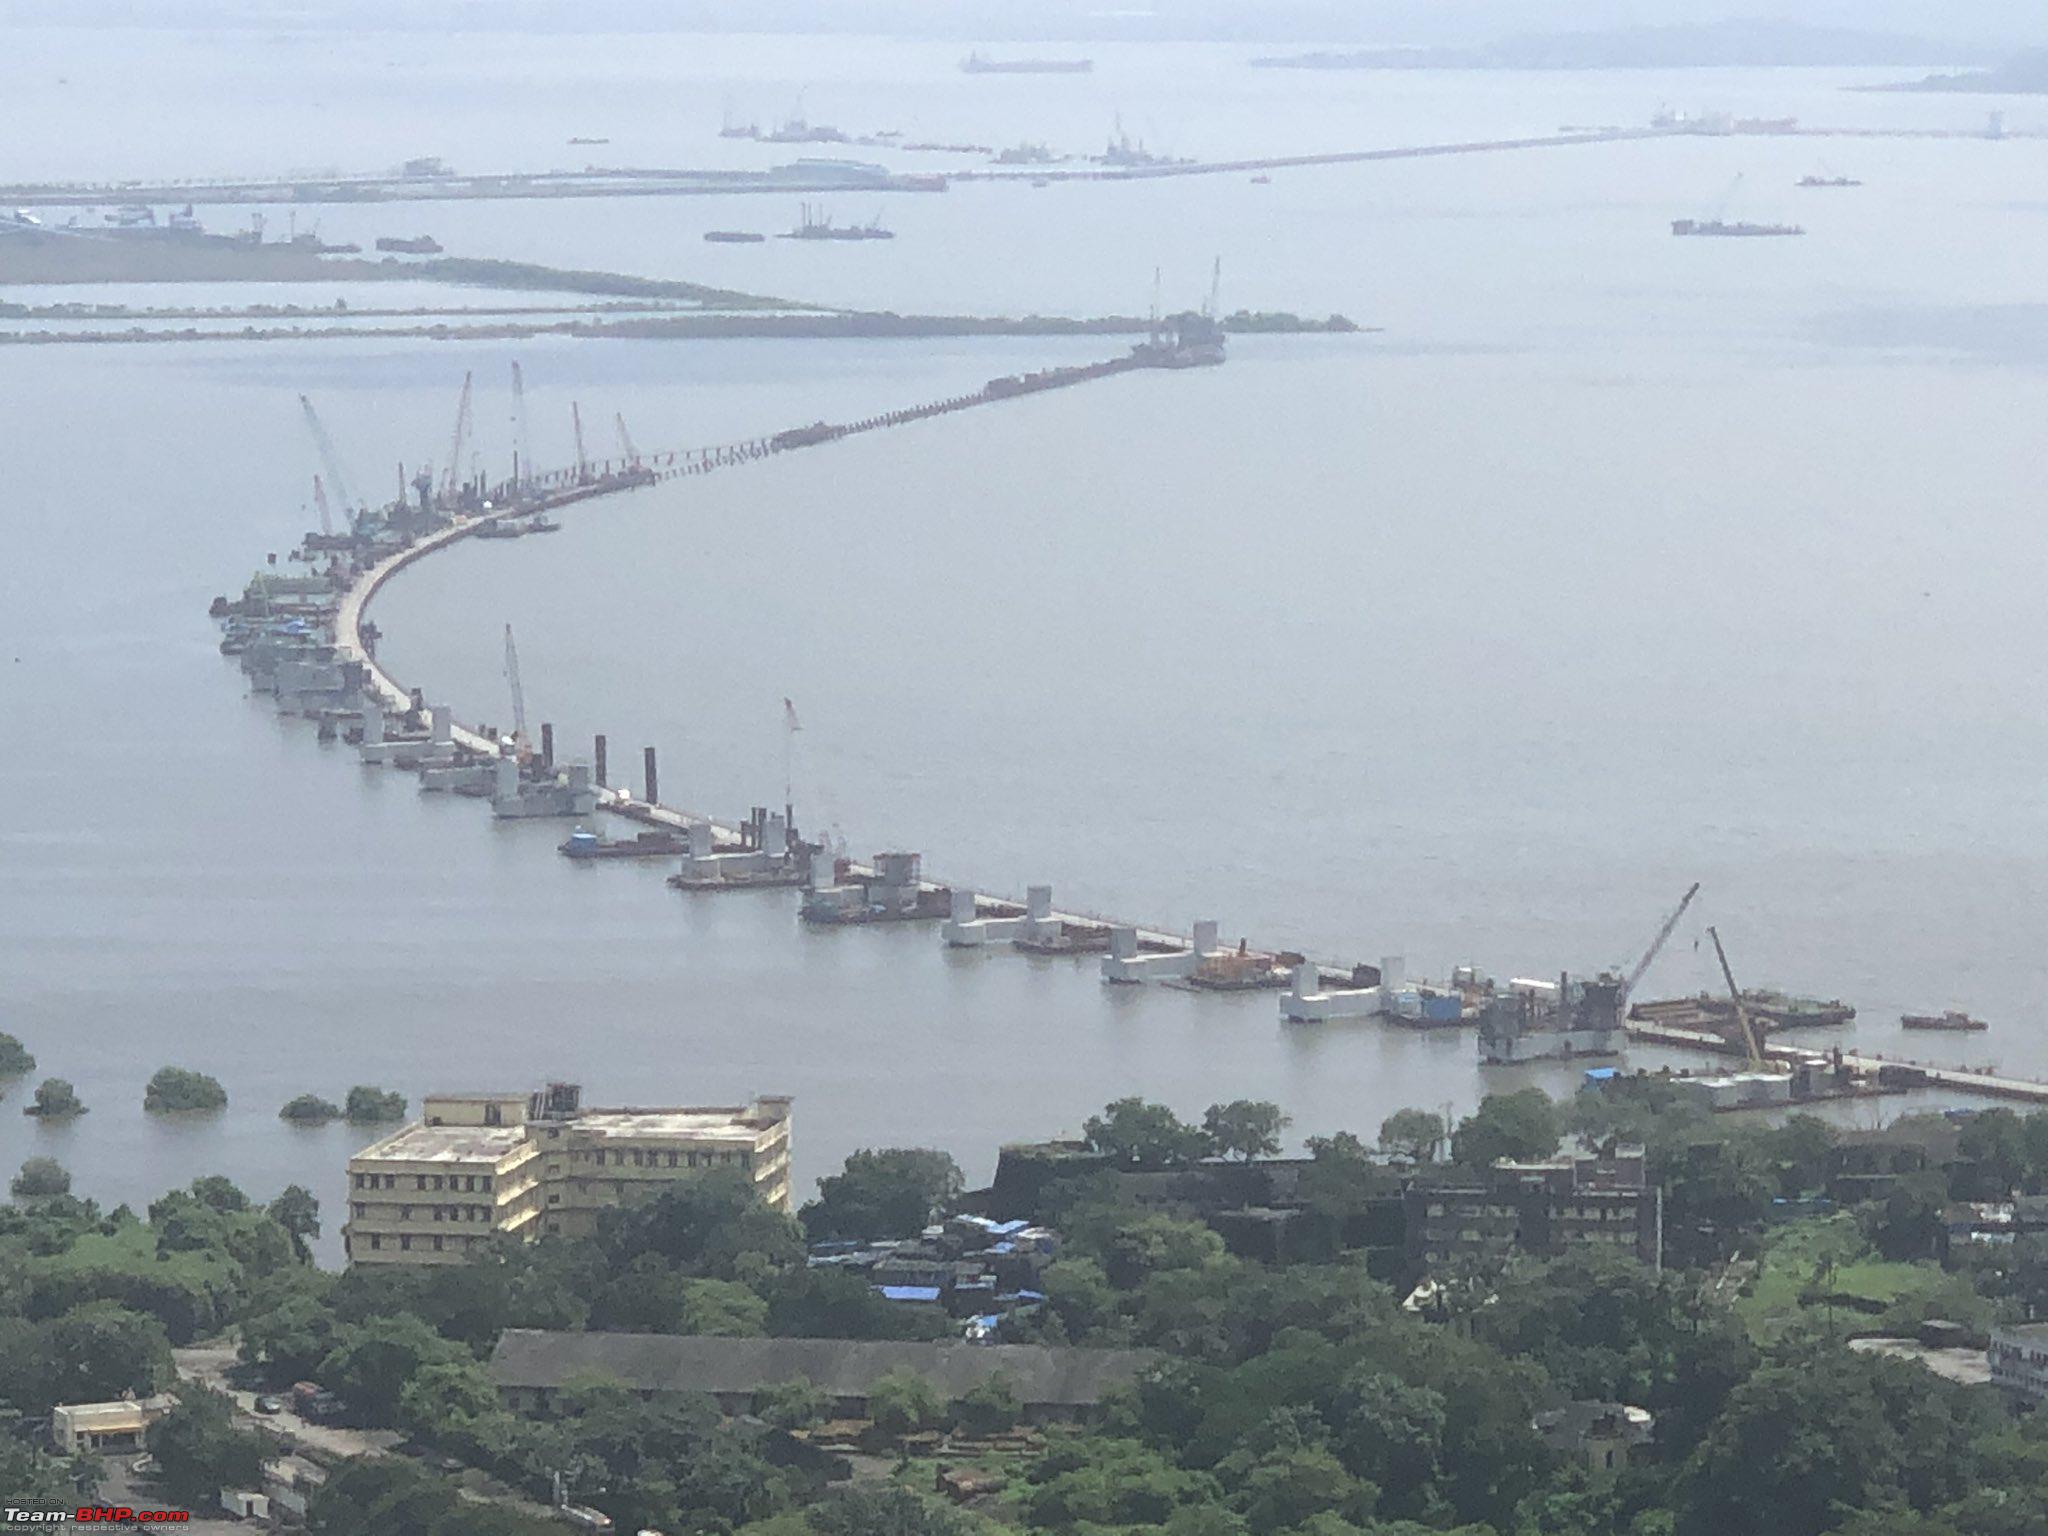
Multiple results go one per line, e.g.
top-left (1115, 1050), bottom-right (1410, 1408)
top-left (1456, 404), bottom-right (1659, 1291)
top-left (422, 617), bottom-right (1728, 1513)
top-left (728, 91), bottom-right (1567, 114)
top-left (560, 826), bottom-right (689, 860)
top-left (1903, 1010), bottom-right (1989, 1032)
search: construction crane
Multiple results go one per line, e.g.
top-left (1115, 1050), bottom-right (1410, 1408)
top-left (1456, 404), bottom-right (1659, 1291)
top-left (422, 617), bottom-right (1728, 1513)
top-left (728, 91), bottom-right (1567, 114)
top-left (311, 474), bottom-right (334, 538)
top-left (509, 360), bottom-right (531, 496)
top-left (298, 395), bottom-right (360, 523)
top-left (1706, 925), bottom-right (1768, 1068)
top-left (502, 623), bottom-right (530, 760)
top-left (1621, 881), bottom-right (1701, 1006)
top-left (615, 412), bottom-right (640, 469)
top-left (571, 402), bottom-right (590, 484)
top-left (438, 371), bottom-right (474, 505)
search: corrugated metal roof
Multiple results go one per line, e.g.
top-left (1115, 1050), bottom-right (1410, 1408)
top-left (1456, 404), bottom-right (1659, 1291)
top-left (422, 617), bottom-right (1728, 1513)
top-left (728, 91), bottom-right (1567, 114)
top-left (489, 1330), bottom-right (1155, 1407)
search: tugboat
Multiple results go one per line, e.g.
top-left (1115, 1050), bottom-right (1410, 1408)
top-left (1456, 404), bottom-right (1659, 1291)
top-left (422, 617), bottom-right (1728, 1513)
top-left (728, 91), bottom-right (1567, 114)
top-left (1902, 1010), bottom-right (1989, 1032)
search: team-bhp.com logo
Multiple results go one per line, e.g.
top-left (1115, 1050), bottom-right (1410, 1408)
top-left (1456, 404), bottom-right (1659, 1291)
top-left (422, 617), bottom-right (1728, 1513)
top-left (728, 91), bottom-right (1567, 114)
top-left (3, 1510), bottom-right (191, 1524)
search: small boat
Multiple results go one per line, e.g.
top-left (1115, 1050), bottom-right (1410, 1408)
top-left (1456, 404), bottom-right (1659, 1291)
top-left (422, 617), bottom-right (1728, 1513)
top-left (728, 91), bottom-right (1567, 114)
top-left (1902, 1010), bottom-right (1989, 1032)
top-left (1797, 174), bottom-right (1862, 188)
top-left (525, 515), bottom-right (561, 534)
top-left (704, 230), bottom-right (766, 243)
top-left (1250, 174), bottom-right (1272, 184)
top-left (568, 136), bottom-right (610, 146)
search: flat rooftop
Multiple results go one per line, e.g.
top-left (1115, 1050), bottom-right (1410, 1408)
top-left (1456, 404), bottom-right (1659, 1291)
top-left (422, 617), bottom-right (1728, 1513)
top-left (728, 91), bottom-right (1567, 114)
top-left (351, 1122), bottom-right (529, 1164)
top-left (572, 1107), bottom-right (767, 1142)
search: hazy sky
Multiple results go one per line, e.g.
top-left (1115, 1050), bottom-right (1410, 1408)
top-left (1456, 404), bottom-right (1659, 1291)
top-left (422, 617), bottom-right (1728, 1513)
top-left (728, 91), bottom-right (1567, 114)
top-left (3, 0), bottom-right (2040, 48)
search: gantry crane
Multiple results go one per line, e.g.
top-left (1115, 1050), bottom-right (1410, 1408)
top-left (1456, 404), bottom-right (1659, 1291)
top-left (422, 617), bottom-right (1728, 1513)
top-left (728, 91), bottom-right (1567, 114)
top-left (1706, 925), bottom-right (1768, 1068)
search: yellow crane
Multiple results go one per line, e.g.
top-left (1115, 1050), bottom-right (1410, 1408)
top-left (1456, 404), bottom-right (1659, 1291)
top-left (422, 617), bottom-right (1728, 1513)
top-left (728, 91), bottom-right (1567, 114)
top-left (1706, 925), bottom-right (1768, 1068)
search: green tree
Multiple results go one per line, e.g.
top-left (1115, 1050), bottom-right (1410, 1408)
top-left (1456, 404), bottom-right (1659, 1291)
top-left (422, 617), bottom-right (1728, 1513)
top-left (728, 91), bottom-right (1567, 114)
top-left (1040, 1257), bottom-right (1121, 1340)
top-left (598, 1170), bottom-right (805, 1284)
top-left (1867, 1170), bottom-right (1949, 1262)
top-left (1298, 1132), bottom-right (1393, 1226)
top-left (809, 1484), bottom-right (978, 1536)
top-left (1084, 1098), bottom-right (1215, 1168)
top-left (345, 1085), bottom-right (407, 1124)
top-left (397, 1357), bottom-right (499, 1437)
top-left (238, 1277), bottom-right (338, 1383)
top-left (1452, 1090), bottom-right (1561, 1166)
top-left (753, 1376), bottom-right (829, 1431)
top-left (150, 1387), bottom-right (269, 1506)
top-left (27, 1077), bottom-right (83, 1118)
top-left (1330, 1370), bottom-right (1445, 1513)
top-left (35, 1304), bottom-right (172, 1408)
top-left (0, 1032), bottom-right (35, 1075)
top-left (1202, 1101), bottom-right (1291, 1162)
top-left (190, 1175), bottom-right (249, 1213)
top-left (1378, 1108), bottom-right (1446, 1163)
top-left (269, 1184), bottom-right (322, 1260)
top-left (1959, 1109), bottom-right (2029, 1197)
top-left (280, 1094), bottom-right (342, 1124)
top-left (867, 1369), bottom-right (944, 1438)
top-left (1100, 1214), bottom-right (1228, 1290)
top-left (144, 1066), bottom-right (228, 1113)
top-left (800, 1148), bottom-right (965, 1241)
top-left (955, 1372), bottom-right (1021, 1436)
top-left (320, 1313), bottom-right (467, 1420)
top-left (11, 1156), bottom-right (70, 1199)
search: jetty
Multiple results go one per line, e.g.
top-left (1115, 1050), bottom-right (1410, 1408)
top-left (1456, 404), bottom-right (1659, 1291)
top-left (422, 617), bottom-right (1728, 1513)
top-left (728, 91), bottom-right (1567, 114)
top-left (219, 350), bottom-right (2048, 1112)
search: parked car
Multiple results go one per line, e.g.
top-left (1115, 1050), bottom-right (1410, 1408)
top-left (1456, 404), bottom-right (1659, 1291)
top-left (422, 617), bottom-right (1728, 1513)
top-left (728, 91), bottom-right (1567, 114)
top-left (253, 1396), bottom-right (285, 1415)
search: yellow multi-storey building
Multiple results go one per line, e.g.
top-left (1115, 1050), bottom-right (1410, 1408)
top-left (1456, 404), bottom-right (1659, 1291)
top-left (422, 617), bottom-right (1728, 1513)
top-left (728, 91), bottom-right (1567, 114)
top-left (343, 1083), bottom-right (792, 1266)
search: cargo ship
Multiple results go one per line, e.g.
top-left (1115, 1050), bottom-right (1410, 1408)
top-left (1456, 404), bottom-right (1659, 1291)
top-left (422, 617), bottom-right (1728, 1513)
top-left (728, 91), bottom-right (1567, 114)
top-left (961, 52), bottom-right (1093, 74)
top-left (1671, 218), bottom-right (1804, 237)
top-left (780, 204), bottom-right (894, 241)
top-left (1902, 1010), bottom-right (1989, 1032)
top-left (375, 235), bottom-right (443, 254)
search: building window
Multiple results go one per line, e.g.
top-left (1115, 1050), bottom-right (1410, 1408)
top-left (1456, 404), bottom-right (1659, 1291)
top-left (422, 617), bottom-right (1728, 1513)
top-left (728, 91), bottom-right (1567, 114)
top-left (415, 1176), bottom-right (427, 1191)
top-left (548, 1193), bottom-right (561, 1206)
top-left (666, 1152), bottom-right (678, 1168)
top-left (481, 1176), bottom-right (492, 1191)
top-left (369, 1234), bottom-right (382, 1251)
top-left (351, 1203), bottom-right (364, 1219)
top-left (399, 1235), bottom-right (412, 1252)
top-left (433, 1236), bottom-right (444, 1252)
top-left (400, 1206), bottom-right (413, 1220)
top-left (383, 1175), bottom-right (396, 1189)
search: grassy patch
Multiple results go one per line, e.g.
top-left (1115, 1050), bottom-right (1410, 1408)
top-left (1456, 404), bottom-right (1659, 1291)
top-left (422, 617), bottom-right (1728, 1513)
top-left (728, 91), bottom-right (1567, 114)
top-left (1736, 1215), bottom-right (1945, 1341)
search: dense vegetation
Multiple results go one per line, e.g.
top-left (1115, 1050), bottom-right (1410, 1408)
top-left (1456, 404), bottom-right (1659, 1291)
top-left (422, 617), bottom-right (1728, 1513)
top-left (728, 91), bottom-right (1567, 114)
top-left (281, 1094), bottom-right (344, 1125)
top-left (144, 1066), bottom-right (228, 1113)
top-left (345, 1084), bottom-right (408, 1124)
top-left (0, 1031), bottom-right (35, 1076)
top-left (26, 1076), bottom-right (83, 1118)
top-left (5, 1088), bottom-right (2048, 1535)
